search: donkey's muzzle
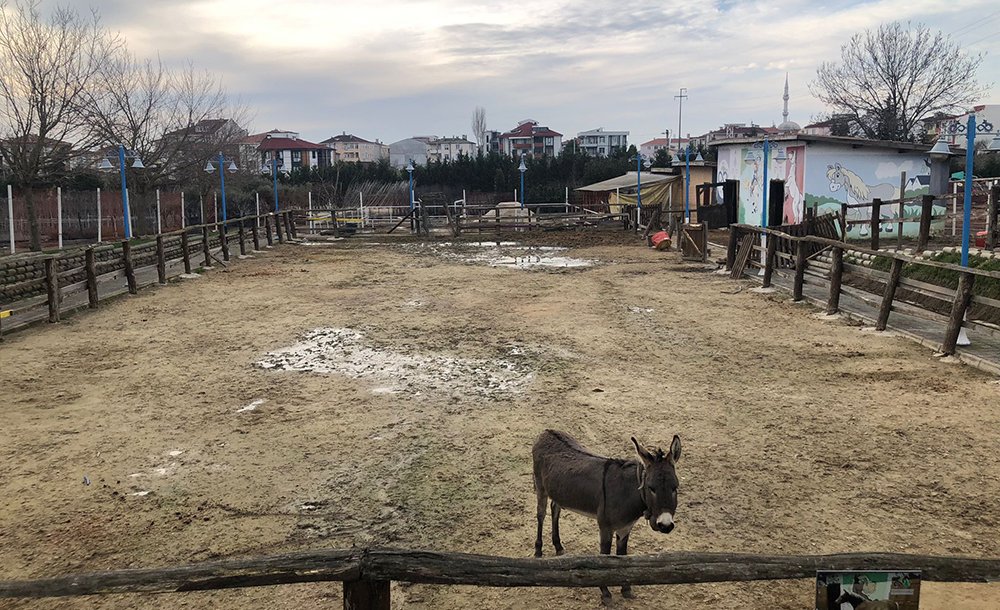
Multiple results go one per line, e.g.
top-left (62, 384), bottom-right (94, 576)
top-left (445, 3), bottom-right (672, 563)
top-left (651, 513), bottom-right (675, 534)
top-left (652, 522), bottom-right (675, 534)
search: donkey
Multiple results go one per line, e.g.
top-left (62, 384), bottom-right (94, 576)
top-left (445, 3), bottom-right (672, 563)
top-left (532, 429), bottom-right (681, 606)
top-left (834, 590), bottom-right (899, 610)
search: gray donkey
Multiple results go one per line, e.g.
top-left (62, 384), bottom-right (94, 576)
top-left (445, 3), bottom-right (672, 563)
top-left (532, 429), bottom-right (681, 606)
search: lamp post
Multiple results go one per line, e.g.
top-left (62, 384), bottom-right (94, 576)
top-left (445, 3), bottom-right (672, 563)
top-left (405, 160), bottom-right (415, 231)
top-left (205, 153), bottom-right (239, 224)
top-left (518, 155), bottom-right (527, 209)
top-left (744, 138), bottom-right (788, 274)
top-left (684, 146), bottom-right (691, 223)
top-left (939, 116), bottom-right (1000, 266)
top-left (633, 153), bottom-right (652, 231)
top-left (97, 145), bottom-right (145, 240)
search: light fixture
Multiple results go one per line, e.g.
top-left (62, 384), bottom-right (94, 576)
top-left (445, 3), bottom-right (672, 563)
top-left (204, 161), bottom-right (215, 173)
top-left (928, 138), bottom-right (953, 158)
top-left (518, 158), bottom-right (527, 172)
top-left (130, 157), bottom-right (145, 169)
top-left (97, 158), bottom-right (113, 171)
top-left (227, 161), bottom-right (238, 172)
top-left (989, 135), bottom-right (1000, 152)
top-left (405, 161), bottom-right (414, 172)
top-left (772, 148), bottom-right (787, 162)
top-left (694, 152), bottom-right (705, 162)
top-left (744, 149), bottom-right (757, 162)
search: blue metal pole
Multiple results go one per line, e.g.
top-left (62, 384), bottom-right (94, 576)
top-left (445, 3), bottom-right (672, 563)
top-left (408, 168), bottom-right (414, 211)
top-left (962, 114), bottom-right (975, 266)
top-left (272, 158), bottom-right (279, 212)
top-left (684, 148), bottom-right (691, 222)
top-left (761, 139), bottom-right (770, 228)
top-left (118, 145), bottom-right (131, 239)
top-left (218, 153), bottom-right (228, 223)
top-left (520, 170), bottom-right (525, 208)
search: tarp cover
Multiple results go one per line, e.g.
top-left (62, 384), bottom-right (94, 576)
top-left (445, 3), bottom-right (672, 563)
top-left (575, 172), bottom-right (676, 192)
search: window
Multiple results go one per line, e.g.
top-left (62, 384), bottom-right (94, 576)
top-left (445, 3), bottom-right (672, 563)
top-left (292, 151), bottom-right (302, 162)
top-left (545, 137), bottom-right (553, 145)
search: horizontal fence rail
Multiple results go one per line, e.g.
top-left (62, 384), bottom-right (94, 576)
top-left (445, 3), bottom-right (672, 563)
top-left (3, 548), bottom-right (1000, 601)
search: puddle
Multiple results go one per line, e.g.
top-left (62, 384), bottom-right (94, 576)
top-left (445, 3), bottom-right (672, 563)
top-left (408, 242), bottom-right (594, 270)
top-left (257, 328), bottom-right (532, 399)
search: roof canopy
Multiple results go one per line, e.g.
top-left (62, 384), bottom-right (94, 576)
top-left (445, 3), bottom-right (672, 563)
top-left (575, 171), bottom-right (677, 192)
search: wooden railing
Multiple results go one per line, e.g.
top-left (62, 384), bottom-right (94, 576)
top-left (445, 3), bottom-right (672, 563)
top-left (728, 222), bottom-right (1000, 356)
top-left (0, 211), bottom-right (297, 337)
top-left (3, 547), bottom-right (1000, 609)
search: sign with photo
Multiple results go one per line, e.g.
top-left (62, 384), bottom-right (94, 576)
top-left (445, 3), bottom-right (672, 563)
top-left (815, 570), bottom-right (920, 609)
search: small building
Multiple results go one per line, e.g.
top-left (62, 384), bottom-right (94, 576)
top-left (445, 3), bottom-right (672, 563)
top-left (639, 138), bottom-right (670, 158)
top-left (321, 133), bottom-right (389, 163)
top-left (712, 134), bottom-right (939, 237)
top-left (577, 128), bottom-right (629, 157)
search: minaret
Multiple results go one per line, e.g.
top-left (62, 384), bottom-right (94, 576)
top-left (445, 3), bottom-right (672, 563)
top-left (782, 73), bottom-right (789, 125)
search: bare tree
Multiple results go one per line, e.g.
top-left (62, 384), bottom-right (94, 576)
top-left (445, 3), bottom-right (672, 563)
top-left (810, 22), bottom-right (986, 142)
top-left (471, 106), bottom-right (487, 151)
top-left (0, 0), bottom-right (119, 250)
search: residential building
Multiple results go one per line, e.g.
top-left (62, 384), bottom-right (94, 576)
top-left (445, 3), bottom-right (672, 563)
top-left (484, 130), bottom-right (502, 154)
top-left (577, 128), bottom-right (628, 157)
top-left (921, 104), bottom-right (1000, 148)
top-left (497, 120), bottom-right (563, 158)
top-left (389, 135), bottom-right (476, 167)
top-left (241, 129), bottom-right (330, 174)
top-left (321, 133), bottom-right (390, 163)
top-left (640, 138), bottom-right (671, 158)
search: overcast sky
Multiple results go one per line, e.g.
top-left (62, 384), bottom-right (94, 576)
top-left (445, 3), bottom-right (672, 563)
top-left (59, 0), bottom-right (1000, 145)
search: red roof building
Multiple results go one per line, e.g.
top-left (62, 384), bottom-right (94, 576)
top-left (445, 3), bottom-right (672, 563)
top-left (239, 130), bottom-right (330, 173)
top-left (497, 120), bottom-right (563, 158)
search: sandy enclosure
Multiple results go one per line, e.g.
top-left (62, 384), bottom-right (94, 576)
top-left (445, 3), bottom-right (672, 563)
top-left (2, 235), bottom-right (1000, 609)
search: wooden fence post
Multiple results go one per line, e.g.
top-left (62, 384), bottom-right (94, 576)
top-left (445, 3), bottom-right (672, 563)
top-left (987, 185), bottom-right (999, 251)
top-left (793, 240), bottom-right (807, 301)
top-left (875, 258), bottom-right (904, 331)
top-left (942, 271), bottom-right (975, 355)
top-left (181, 231), bottom-right (192, 274)
top-left (238, 222), bottom-right (247, 256)
top-left (202, 226), bottom-right (212, 267)
top-left (726, 228), bottom-right (739, 271)
top-left (870, 198), bottom-right (882, 251)
top-left (85, 247), bottom-right (99, 308)
top-left (251, 222), bottom-right (260, 251)
top-left (343, 579), bottom-right (390, 610)
top-left (840, 202), bottom-right (848, 239)
top-left (122, 241), bottom-right (137, 294)
top-left (264, 214), bottom-right (274, 246)
top-left (284, 211), bottom-right (295, 239)
top-left (220, 224), bottom-right (230, 261)
top-left (155, 235), bottom-right (166, 284)
top-left (827, 246), bottom-right (843, 315)
top-left (917, 195), bottom-right (933, 253)
top-left (275, 213), bottom-right (285, 243)
top-left (44, 257), bottom-right (60, 322)
top-left (762, 234), bottom-right (777, 288)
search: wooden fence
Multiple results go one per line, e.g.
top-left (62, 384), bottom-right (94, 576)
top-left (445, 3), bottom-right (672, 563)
top-left (3, 547), bottom-right (1000, 609)
top-left (727, 222), bottom-right (1000, 357)
top-left (0, 211), bottom-right (297, 338)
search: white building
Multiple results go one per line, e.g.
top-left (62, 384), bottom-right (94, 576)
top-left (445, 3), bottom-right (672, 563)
top-left (389, 135), bottom-right (476, 167)
top-left (923, 104), bottom-right (1000, 149)
top-left (577, 128), bottom-right (629, 157)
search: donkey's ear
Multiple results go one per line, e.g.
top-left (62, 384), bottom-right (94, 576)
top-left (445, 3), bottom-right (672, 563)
top-left (669, 435), bottom-right (682, 463)
top-left (631, 437), bottom-right (655, 466)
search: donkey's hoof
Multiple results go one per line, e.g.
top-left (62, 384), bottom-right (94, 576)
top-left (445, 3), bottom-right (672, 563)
top-left (534, 549), bottom-right (543, 558)
top-left (555, 547), bottom-right (565, 556)
top-left (600, 593), bottom-right (614, 607)
top-left (621, 586), bottom-right (635, 599)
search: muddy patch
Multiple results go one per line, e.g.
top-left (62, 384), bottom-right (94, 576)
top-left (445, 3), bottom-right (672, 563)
top-left (256, 328), bottom-right (533, 399)
top-left (410, 242), bottom-right (595, 269)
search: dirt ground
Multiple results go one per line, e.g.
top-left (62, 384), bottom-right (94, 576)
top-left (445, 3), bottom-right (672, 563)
top-left (3, 232), bottom-right (1000, 609)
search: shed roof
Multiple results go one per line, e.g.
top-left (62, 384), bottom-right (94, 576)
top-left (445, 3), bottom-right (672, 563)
top-left (711, 133), bottom-right (931, 153)
top-left (575, 172), bottom-right (678, 192)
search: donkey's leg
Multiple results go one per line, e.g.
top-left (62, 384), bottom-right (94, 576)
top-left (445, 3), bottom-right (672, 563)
top-left (534, 483), bottom-right (547, 558)
top-left (598, 526), bottom-right (614, 606)
top-left (616, 524), bottom-right (635, 599)
top-left (550, 501), bottom-right (565, 555)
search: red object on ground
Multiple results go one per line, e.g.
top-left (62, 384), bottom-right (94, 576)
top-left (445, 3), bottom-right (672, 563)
top-left (651, 231), bottom-right (671, 251)
top-left (975, 230), bottom-right (987, 248)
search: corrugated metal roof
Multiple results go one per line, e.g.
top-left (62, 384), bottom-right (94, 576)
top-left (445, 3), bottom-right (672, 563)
top-left (575, 172), bottom-right (679, 192)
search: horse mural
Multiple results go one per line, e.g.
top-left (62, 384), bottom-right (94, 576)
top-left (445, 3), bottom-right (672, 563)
top-left (826, 163), bottom-right (899, 237)
top-left (783, 149), bottom-right (804, 224)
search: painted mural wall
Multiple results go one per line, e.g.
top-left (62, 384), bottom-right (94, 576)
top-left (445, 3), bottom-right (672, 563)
top-left (804, 143), bottom-right (934, 238)
top-left (720, 141), bottom-right (938, 238)
top-left (718, 143), bottom-right (806, 226)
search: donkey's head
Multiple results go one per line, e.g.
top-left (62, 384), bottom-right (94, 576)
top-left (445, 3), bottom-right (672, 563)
top-left (631, 435), bottom-right (681, 534)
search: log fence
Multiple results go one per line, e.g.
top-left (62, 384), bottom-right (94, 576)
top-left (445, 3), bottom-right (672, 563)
top-left (0, 211), bottom-right (296, 336)
top-left (728, 222), bottom-right (1000, 356)
top-left (3, 547), bottom-right (1000, 609)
